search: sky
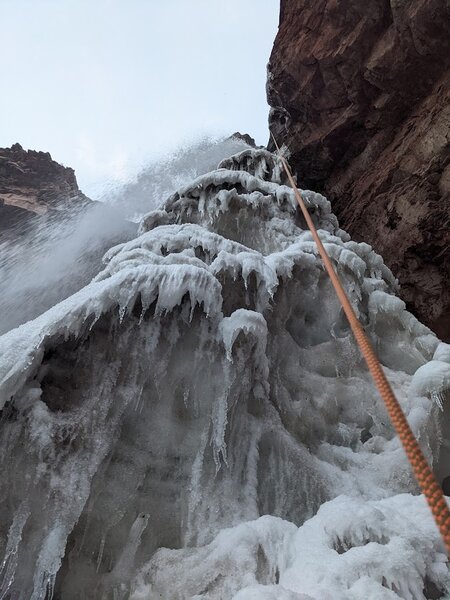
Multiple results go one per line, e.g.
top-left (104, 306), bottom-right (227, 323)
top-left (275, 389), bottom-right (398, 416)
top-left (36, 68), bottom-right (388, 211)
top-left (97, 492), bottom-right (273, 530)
top-left (0, 0), bottom-right (279, 197)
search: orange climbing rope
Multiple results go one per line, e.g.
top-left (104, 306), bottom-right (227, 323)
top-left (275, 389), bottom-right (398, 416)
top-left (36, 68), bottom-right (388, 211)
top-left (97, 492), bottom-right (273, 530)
top-left (272, 134), bottom-right (450, 557)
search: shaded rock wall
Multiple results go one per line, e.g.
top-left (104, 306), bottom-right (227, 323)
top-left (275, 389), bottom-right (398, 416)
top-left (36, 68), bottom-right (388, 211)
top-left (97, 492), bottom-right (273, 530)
top-left (267, 0), bottom-right (450, 341)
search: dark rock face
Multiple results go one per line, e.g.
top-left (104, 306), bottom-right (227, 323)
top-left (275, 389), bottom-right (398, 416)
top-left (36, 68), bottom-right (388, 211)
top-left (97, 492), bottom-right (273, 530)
top-left (0, 143), bottom-right (90, 235)
top-left (228, 132), bottom-right (257, 147)
top-left (267, 0), bottom-right (450, 341)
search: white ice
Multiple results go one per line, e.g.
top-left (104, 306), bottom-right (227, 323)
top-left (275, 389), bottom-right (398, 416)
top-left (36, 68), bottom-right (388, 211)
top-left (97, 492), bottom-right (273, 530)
top-left (0, 146), bottom-right (449, 599)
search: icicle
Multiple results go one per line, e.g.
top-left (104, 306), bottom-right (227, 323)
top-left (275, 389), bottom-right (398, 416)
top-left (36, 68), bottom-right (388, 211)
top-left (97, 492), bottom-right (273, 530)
top-left (96, 535), bottom-right (106, 573)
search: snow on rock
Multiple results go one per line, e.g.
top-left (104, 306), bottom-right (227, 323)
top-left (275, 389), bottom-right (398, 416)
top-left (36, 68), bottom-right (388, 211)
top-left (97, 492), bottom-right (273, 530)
top-left (281, 494), bottom-right (448, 600)
top-left (130, 515), bottom-right (298, 600)
top-left (0, 148), bottom-right (449, 599)
top-left (218, 148), bottom-right (288, 185)
top-left (129, 494), bottom-right (447, 600)
top-left (434, 344), bottom-right (450, 365)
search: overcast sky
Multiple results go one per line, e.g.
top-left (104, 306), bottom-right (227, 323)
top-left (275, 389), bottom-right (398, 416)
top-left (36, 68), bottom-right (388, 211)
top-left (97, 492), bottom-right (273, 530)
top-left (1, 0), bottom-right (279, 197)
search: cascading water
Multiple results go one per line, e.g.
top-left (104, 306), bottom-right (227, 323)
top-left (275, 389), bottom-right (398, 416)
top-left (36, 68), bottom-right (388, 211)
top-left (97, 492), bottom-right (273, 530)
top-left (0, 145), bottom-right (449, 599)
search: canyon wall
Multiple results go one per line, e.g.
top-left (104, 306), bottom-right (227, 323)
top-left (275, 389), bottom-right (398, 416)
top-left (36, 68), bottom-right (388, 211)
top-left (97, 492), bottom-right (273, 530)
top-left (267, 0), bottom-right (450, 341)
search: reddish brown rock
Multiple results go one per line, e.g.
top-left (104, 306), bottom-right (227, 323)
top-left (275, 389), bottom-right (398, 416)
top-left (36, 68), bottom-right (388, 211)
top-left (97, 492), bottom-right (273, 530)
top-left (267, 0), bottom-right (450, 341)
top-left (0, 143), bottom-right (90, 234)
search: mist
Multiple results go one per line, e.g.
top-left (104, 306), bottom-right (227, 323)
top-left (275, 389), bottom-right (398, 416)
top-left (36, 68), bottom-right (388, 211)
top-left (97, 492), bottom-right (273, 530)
top-left (0, 136), bottom-right (251, 334)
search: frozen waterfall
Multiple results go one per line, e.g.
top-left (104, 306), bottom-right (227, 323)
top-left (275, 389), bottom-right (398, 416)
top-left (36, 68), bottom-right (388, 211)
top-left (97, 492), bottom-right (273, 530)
top-left (0, 147), bottom-right (449, 599)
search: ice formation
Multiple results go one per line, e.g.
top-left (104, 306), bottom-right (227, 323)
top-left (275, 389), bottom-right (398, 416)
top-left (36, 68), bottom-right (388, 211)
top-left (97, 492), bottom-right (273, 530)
top-left (0, 147), bottom-right (449, 599)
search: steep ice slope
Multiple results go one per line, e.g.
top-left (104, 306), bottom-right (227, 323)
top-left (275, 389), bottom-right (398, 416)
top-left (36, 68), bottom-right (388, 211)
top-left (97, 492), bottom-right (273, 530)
top-left (0, 149), bottom-right (449, 599)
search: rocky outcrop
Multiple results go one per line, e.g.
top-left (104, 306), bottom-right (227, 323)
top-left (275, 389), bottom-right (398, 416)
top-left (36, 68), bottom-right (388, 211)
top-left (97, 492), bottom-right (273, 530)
top-left (267, 0), bottom-right (450, 341)
top-left (228, 132), bottom-right (257, 147)
top-left (0, 143), bottom-right (90, 235)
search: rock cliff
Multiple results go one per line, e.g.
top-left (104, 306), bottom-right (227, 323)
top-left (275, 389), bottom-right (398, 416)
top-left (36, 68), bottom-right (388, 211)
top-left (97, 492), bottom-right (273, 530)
top-left (0, 143), bottom-right (89, 235)
top-left (267, 0), bottom-right (450, 341)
